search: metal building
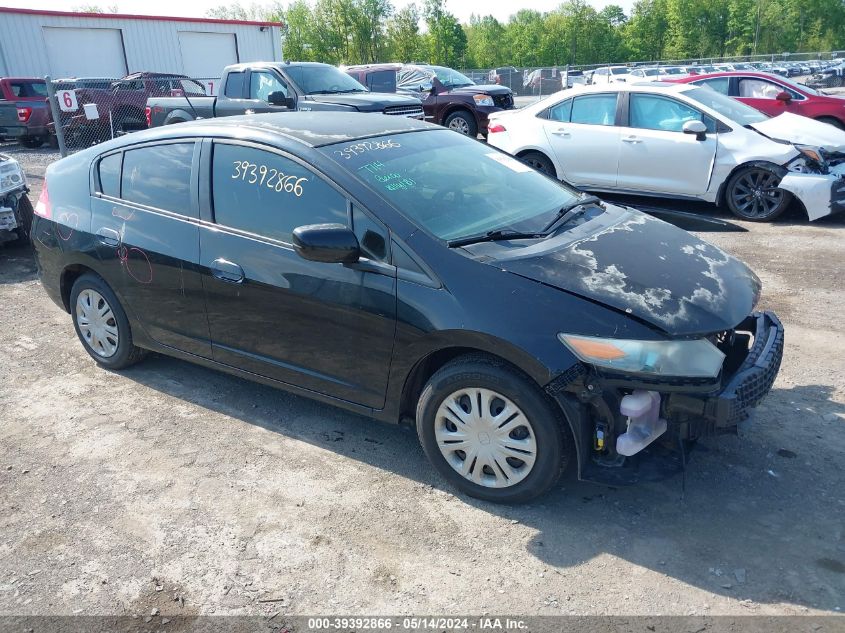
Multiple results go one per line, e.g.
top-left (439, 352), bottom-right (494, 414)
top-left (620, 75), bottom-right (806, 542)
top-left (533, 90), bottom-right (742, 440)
top-left (0, 7), bottom-right (284, 84)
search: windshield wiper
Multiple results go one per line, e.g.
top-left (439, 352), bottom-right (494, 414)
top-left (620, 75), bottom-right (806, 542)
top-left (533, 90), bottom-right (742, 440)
top-left (540, 195), bottom-right (603, 233)
top-left (447, 229), bottom-right (546, 248)
top-left (307, 89), bottom-right (347, 95)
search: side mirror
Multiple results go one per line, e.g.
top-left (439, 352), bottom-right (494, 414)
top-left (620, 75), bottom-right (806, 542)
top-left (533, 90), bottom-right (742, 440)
top-left (268, 91), bottom-right (296, 109)
top-left (776, 90), bottom-right (792, 102)
top-left (292, 224), bottom-right (360, 264)
top-left (682, 119), bottom-right (708, 141)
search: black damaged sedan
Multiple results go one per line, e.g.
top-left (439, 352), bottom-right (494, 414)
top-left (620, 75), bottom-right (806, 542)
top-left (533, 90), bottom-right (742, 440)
top-left (31, 113), bottom-right (783, 502)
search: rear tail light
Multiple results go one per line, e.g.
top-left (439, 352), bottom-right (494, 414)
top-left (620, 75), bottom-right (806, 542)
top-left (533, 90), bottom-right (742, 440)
top-left (145, 106), bottom-right (151, 127)
top-left (17, 107), bottom-right (32, 123)
top-left (34, 180), bottom-right (51, 219)
top-left (488, 123), bottom-right (507, 134)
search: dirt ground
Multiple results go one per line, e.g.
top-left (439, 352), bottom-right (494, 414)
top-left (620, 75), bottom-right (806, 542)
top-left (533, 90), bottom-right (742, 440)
top-left (1, 142), bottom-right (843, 619)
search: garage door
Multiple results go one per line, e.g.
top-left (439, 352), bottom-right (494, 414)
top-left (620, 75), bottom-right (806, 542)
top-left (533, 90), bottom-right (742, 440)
top-left (43, 27), bottom-right (128, 78)
top-left (178, 32), bottom-right (238, 78)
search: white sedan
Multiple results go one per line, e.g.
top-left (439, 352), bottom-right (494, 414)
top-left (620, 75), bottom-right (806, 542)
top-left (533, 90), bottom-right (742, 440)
top-left (487, 82), bottom-right (845, 221)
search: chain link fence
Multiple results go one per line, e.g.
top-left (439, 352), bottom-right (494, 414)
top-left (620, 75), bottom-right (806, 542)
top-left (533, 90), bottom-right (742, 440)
top-left (4, 49), bottom-right (841, 155)
top-left (43, 74), bottom-right (218, 157)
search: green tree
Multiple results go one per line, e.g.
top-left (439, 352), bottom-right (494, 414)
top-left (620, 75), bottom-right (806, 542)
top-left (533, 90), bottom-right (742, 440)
top-left (465, 14), bottom-right (506, 68)
top-left (423, 0), bottom-right (467, 66)
top-left (387, 4), bottom-right (424, 62)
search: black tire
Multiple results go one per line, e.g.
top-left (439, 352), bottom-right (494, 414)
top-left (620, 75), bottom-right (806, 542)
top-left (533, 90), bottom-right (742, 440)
top-left (114, 112), bottom-right (146, 135)
top-left (14, 196), bottom-right (33, 243)
top-left (19, 136), bottom-right (45, 149)
top-left (725, 165), bottom-right (792, 221)
top-left (443, 110), bottom-right (478, 137)
top-left (817, 116), bottom-right (845, 130)
top-left (416, 354), bottom-right (572, 503)
top-left (70, 273), bottom-right (148, 370)
top-left (520, 151), bottom-right (555, 177)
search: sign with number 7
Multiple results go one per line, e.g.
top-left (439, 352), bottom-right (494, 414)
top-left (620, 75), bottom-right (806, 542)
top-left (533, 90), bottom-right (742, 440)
top-left (58, 89), bottom-right (79, 113)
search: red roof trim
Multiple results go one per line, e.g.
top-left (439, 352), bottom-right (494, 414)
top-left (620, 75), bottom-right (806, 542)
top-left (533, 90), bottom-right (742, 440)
top-left (0, 6), bottom-right (284, 28)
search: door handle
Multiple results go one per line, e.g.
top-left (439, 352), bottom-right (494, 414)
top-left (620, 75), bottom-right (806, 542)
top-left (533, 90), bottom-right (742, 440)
top-left (622, 136), bottom-right (642, 143)
top-left (551, 127), bottom-right (570, 137)
top-left (95, 227), bottom-right (120, 247)
top-left (210, 258), bottom-right (245, 284)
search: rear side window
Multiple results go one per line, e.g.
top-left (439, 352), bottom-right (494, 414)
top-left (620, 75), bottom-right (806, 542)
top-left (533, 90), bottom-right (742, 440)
top-left (571, 94), bottom-right (617, 126)
top-left (121, 143), bottom-right (195, 213)
top-left (224, 71), bottom-right (245, 98)
top-left (98, 153), bottom-right (122, 198)
top-left (694, 77), bottom-right (730, 94)
top-left (366, 71), bottom-right (397, 93)
top-left (212, 143), bottom-right (346, 243)
top-left (548, 99), bottom-right (572, 122)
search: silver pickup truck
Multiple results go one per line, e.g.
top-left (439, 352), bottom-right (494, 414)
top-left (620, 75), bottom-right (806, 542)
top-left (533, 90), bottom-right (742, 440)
top-left (147, 61), bottom-right (424, 127)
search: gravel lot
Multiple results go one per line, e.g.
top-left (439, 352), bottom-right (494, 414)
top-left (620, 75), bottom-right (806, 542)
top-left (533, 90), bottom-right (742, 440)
top-left (1, 141), bottom-right (844, 619)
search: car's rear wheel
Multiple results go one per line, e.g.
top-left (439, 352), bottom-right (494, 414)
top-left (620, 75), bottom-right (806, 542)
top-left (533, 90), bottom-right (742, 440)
top-left (519, 151), bottom-right (555, 177)
top-left (444, 110), bottom-right (477, 137)
top-left (725, 166), bottom-right (792, 221)
top-left (19, 136), bottom-right (45, 149)
top-left (70, 274), bottom-right (147, 369)
top-left (816, 116), bottom-right (845, 130)
top-left (416, 355), bottom-right (571, 503)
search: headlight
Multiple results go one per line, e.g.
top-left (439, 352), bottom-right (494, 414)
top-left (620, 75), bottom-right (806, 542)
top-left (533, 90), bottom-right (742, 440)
top-left (473, 94), bottom-right (494, 107)
top-left (0, 158), bottom-right (26, 194)
top-left (796, 145), bottom-right (825, 164)
top-left (558, 334), bottom-right (725, 378)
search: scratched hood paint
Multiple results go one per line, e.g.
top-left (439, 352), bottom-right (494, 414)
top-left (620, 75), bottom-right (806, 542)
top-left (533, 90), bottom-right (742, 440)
top-left (464, 206), bottom-right (760, 336)
top-left (749, 112), bottom-right (845, 152)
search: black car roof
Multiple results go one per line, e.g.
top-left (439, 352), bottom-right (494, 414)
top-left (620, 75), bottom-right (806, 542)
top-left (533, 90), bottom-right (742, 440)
top-left (111, 112), bottom-right (434, 149)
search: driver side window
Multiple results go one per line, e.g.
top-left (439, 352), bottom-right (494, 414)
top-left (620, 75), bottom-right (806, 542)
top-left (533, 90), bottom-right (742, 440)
top-left (629, 94), bottom-right (716, 133)
top-left (739, 78), bottom-right (796, 100)
top-left (249, 71), bottom-right (289, 102)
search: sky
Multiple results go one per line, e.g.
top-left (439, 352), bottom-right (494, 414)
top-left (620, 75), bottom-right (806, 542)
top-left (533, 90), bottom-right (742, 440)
top-left (3, 0), bottom-right (636, 24)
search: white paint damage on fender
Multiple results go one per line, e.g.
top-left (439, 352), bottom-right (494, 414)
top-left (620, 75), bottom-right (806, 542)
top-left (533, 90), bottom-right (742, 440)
top-left (779, 173), bottom-right (839, 221)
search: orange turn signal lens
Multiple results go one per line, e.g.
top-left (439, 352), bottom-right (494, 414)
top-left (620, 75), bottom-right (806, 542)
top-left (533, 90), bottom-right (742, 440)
top-left (560, 335), bottom-right (626, 360)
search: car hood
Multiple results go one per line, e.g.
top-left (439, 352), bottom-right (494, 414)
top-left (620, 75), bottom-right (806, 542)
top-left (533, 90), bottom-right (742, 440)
top-left (748, 112), bottom-right (845, 151)
top-left (446, 84), bottom-right (512, 96)
top-left (461, 206), bottom-right (760, 337)
top-left (307, 92), bottom-right (421, 111)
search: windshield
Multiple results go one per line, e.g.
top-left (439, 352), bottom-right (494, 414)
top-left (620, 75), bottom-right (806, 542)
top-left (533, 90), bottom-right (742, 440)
top-left (324, 130), bottom-right (581, 241)
top-left (424, 66), bottom-right (475, 88)
top-left (662, 67), bottom-right (684, 75)
top-left (286, 65), bottom-right (368, 95)
top-left (610, 67), bottom-right (628, 75)
top-left (642, 69), bottom-right (660, 76)
top-left (685, 87), bottom-right (769, 124)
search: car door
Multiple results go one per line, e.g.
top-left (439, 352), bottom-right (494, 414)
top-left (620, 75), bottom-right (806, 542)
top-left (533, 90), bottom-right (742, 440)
top-left (736, 76), bottom-right (802, 117)
top-left (616, 92), bottom-right (718, 195)
top-left (89, 141), bottom-right (211, 357)
top-left (198, 140), bottom-right (397, 409)
top-left (541, 93), bottom-right (621, 188)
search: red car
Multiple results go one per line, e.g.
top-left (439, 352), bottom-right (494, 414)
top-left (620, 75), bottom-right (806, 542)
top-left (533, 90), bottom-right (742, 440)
top-left (0, 77), bottom-right (52, 148)
top-left (671, 71), bottom-right (845, 129)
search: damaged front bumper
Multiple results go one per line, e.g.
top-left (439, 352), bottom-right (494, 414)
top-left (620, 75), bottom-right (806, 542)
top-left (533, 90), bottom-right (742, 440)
top-left (547, 311), bottom-right (784, 485)
top-left (781, 157), bottom-right (845, 221)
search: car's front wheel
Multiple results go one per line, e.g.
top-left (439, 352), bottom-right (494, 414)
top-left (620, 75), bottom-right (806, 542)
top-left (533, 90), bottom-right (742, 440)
top-left (725, 165), bottom-right (792, 221)
top-left (416, 355), bottom-right (571, 503)
top-left (70, 274), bottom-right (147, 369)
top-left (444, 110), bottom-right (477, 137)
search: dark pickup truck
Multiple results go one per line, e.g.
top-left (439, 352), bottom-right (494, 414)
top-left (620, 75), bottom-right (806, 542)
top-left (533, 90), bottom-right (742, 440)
top-left (0, 77), bottom-right (51, 148)
top-left (147, 62), bottom-right (424, 127)
top-left (0, 102), bottom-right (25, 142)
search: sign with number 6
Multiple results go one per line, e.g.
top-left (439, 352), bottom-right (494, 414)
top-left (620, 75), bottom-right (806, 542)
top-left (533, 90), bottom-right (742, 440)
top-left (58, 89), bottom-right (78, 113)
